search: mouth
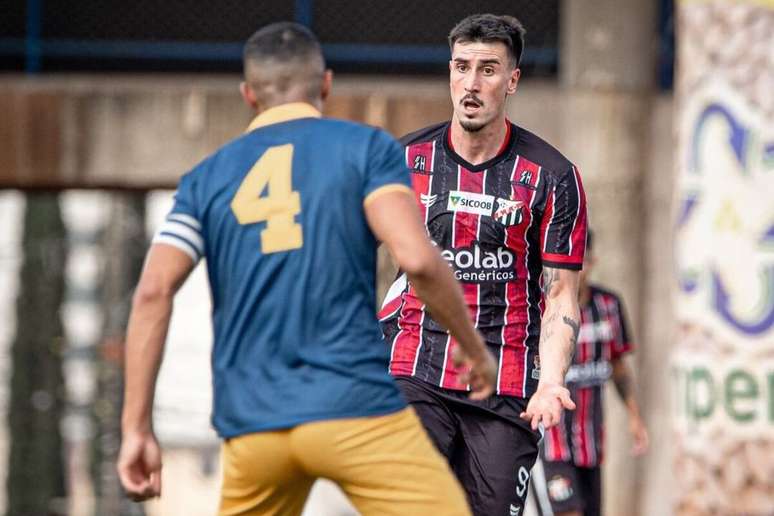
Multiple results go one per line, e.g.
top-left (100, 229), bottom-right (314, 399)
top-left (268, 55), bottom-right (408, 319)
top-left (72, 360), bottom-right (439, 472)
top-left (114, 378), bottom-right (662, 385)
top-left (460, 96), bottom-right (483, 115)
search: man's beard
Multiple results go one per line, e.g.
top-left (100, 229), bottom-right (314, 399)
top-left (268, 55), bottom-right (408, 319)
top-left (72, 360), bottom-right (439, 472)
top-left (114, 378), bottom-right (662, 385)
top-left (459, 119), bottom-right (486, 132)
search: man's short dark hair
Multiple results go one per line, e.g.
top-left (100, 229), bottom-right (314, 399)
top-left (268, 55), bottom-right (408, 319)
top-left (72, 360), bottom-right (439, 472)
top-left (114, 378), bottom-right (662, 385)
top-left (243, 22), bottom-right (324, 68)
top-left (448, 14), bottom-right (526, 68)
top-left (242, 22), bottom-right (326, 106)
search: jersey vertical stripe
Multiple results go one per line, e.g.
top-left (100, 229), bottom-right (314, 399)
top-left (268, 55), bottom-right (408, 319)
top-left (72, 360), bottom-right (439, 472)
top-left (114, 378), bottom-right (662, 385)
top-left (568, 167), bottom-right (582, 255)
top-left (521, 164), bottom-right (543, 395)
top-left (498, 159), bottom-right (541, 396)
top-left (441, 164), bottom-right (483, 390)
top-left (412, 141), bottom-right (436, 375)
top-left (540, 186), bottom-right (556, 254)
top-left (388, 141), bottom-right (435, 376)
top-left (496, 158), bottom-right (520, 394)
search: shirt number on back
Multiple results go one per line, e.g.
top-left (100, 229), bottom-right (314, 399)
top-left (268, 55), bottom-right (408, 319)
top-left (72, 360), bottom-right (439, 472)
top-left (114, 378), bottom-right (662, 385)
top-left (230, 144), bottom-right (303, 254)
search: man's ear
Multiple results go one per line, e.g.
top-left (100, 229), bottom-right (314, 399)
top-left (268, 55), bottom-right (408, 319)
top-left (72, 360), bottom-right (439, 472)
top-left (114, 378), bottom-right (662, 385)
top-left (507, 67), bottom-right (521, 95)
top-left (321, 69), bottom-right (334, 102)
top-left (240, 81), bottom-right (259, 110)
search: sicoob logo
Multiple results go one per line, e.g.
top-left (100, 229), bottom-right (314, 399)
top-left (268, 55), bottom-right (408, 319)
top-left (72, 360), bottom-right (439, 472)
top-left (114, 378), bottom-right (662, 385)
top-left (440, 243), bottom-right (516, 283)
top-left (447, 190), bottom-right (494, 216)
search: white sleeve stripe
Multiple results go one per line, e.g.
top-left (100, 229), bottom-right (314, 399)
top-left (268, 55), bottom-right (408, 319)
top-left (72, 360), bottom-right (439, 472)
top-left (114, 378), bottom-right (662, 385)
top-left (380, 273), bottom-right (407, 310)
top-left (157, 220), bottom-right (204, 254)
top-left (568, 167), bottom-right (581, 254)
top-left (168, 213), bottom-right (202, 231)
top-left (152, 234), bottom-right (201, 263)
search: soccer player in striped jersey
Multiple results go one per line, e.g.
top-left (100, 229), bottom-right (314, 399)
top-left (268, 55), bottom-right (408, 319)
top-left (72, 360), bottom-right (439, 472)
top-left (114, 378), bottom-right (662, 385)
top-left (530, 231), bottom-right (648, 516)
top-left (379, 14), bottom-right (588, 516)
top-left (117, 22), bottom-right (497, 516)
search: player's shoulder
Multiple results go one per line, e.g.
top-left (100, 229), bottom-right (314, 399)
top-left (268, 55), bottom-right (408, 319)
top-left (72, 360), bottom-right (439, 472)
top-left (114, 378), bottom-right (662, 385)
top-left (513, 124), bottom-right (576, 177)
top-left (399, 121), bottom-right (448, 147)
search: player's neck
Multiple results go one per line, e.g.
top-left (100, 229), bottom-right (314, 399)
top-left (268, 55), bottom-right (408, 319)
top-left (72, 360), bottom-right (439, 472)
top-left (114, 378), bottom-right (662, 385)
top-left (257, 97), bottom-right (323, 116)
top-left (449, 116), bottom-right (509, 166)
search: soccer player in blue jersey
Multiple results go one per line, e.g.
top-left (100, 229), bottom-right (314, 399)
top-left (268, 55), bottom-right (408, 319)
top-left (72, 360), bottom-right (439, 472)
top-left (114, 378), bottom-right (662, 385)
top-left (116, 22), bottom-right (497, 516)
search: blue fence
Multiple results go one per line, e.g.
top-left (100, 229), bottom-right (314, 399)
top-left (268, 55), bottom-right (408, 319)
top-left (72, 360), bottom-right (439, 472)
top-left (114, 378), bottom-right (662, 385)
top-left (0, 0), bottom-right (561, 74)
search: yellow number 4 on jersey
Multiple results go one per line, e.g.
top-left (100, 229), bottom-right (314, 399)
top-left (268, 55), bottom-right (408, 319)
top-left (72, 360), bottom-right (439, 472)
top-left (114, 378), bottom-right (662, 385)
top-left (231, 144), bottom-right (303, 254)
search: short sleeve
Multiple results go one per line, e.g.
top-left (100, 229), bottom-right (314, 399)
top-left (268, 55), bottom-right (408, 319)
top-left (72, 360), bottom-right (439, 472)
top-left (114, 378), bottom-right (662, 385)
top-left (610, 295), bottom-right (634, 359)
top-left (540, 165), bottom-right (588, 270)
top-left (362, 129), bottom-right (412, 206)
top-left (152, 171), bottom-right (205, 263)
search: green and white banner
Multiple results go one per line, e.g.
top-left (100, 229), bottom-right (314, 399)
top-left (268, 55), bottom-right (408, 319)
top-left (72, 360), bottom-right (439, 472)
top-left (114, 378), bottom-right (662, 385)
top-left (674, 1), bottom-right (773, 514)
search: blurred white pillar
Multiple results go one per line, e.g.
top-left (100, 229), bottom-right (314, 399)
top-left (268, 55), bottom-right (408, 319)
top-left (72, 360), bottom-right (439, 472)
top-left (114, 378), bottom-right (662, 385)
top-left (560, 1), bottom-right (659, 515)
top-left (672, 1), bottom-right (774, 515)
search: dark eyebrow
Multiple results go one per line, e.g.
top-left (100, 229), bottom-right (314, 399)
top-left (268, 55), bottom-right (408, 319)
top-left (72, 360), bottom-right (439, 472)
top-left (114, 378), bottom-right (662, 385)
top-left (479, 59), bottom-right (502, 66)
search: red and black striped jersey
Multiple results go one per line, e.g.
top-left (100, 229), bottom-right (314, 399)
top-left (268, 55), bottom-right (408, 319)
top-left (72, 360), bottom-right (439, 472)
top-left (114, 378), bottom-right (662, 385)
top-left (543, 286), bottom-right (633, 467)
top-left (379, 120), bottom-right (588, 398)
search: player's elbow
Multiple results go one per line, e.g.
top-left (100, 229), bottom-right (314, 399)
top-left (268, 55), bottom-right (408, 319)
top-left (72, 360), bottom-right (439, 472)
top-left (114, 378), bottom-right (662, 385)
top-left (396, 246), bottom-right (440, 280)
top-left (132, 274), bottom-right (175, 308)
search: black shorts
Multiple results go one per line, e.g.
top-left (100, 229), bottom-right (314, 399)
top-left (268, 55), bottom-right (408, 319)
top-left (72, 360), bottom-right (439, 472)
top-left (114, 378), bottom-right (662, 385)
top-left (530, 459), bottom-right (601, 516)
top-left (396, 376), bottom-right (541, 516)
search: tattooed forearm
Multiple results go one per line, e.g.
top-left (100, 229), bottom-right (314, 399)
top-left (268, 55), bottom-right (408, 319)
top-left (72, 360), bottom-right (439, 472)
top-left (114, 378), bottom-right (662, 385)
top-left (537, 267), bottom-right (581, 386)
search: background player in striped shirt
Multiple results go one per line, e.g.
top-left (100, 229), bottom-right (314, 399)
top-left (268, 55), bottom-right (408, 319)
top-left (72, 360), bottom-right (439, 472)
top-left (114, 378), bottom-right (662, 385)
top-left (380, 14), bottom-right (587, 516)
top-left (531, 231), bottom-right (649, 516)
top-left (117, 22), bottom-right (497, 516)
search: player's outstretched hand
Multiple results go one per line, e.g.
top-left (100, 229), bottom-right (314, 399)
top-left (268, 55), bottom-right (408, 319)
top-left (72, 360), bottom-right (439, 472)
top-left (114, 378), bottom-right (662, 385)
top-left (117, 430), bottom-right (162, 502)
top-left (519, 383), bottom-right (576, 430)
top-left (455, 344), bottom-right (497, 400)
top-left (629, 415), bottom-right (649, 456)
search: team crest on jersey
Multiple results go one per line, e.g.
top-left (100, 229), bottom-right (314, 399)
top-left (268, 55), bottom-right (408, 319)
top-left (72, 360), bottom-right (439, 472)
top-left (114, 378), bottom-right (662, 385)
top-left (447, 190), bottom-right (495, 216)
top-left (494, 198), bottom-right (524, 226)
top-left (548, 475), bottom-right (574, 502)
top-left (420, 193), bottom-right (438, 207)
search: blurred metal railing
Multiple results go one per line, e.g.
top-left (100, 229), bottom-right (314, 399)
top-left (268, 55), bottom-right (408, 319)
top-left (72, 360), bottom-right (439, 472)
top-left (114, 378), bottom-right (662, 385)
top-left (0, 0), bottom-right (561, 74)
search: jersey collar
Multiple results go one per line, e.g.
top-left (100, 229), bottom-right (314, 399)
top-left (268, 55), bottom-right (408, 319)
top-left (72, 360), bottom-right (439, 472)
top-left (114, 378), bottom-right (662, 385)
top-left (443, 119), bottom-right (516, 172)
top-left (245, 102), bottom-right (322, 132)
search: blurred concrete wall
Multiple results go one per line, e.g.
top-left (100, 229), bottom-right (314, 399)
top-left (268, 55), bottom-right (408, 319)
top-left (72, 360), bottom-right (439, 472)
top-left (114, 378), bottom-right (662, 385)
top-left (0, 74), bottom-right (674, 515)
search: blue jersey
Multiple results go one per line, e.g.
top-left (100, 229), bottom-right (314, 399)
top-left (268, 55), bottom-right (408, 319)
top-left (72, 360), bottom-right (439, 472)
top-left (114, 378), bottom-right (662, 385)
top-left (154, 103), bottom-right (411, 438)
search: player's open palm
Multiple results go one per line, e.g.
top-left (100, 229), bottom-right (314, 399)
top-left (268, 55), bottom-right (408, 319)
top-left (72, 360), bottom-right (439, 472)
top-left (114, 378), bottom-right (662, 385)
top-left (117, 431), bottom-right (162, 502)
top-left (520, 383), bottom-right (575, 430)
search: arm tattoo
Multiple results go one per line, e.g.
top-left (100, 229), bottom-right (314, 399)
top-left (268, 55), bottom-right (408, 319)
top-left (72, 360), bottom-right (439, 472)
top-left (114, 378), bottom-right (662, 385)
top-left (562, 315), bottom-right (580, 351)
top-left (542, 267), bottom-right (557, 297)
top-left (539, 312), bottom-right (558, 346)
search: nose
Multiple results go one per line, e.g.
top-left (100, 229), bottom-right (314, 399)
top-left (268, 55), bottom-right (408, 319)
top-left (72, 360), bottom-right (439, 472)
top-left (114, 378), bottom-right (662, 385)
top-left (463, 70), bottom-right (480, 93)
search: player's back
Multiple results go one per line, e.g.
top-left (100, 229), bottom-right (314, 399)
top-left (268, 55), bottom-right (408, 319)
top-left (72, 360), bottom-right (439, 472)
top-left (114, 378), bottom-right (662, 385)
top-left (158, 104), bottom-right (409, 438)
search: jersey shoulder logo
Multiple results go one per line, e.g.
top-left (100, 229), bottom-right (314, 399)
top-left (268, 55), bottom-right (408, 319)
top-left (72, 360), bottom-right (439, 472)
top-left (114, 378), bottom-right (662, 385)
top-left (512, 167), bottom-right (538, 191)
top-left (411, 154), bottom-right (432, 175)
top-left (420, 193), bottom-right (438, 207)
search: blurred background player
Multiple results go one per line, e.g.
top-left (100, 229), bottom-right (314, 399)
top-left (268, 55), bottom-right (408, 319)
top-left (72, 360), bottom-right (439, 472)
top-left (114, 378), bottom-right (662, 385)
top-left (379, 13), bottom-right (587, 516)
top-left (530, 230), bottom-right (649, 516)
top-left (117, 21), bottom-right (497, 516)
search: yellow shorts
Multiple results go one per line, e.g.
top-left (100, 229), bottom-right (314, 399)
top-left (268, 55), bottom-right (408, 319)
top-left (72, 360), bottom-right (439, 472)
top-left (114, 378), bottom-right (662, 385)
top-left (219, 407), bottom-right (470, 516)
